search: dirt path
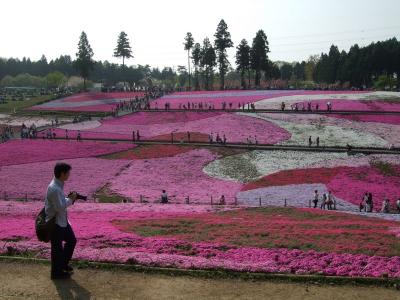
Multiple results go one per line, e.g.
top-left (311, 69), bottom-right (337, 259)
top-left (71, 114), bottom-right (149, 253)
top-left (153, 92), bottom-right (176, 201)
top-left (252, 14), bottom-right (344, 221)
top-left (0, 261), bottom-right (398, 300)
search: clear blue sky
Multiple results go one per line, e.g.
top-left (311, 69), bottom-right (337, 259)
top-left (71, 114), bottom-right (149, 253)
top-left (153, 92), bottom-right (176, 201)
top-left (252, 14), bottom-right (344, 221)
top-left (1, 0), bottom-right (399, 69)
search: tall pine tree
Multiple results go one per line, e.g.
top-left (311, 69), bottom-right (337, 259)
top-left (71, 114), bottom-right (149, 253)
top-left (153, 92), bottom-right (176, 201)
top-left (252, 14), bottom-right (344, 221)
top-left (114, 31), bottom-right (133, 68)
top-left (184, 32), bottom-right (194, 90)
top-left (74, 31), bottom-right (94, 90)
top-left (191, 43), bottom-right (202, 90)
top-left (200, 38), bottom-right (216, 90)
top-left (236, 39), bottom-right (251, 89)
top-left (250, 30), bottom-right (270, 87)
top-left (214, 19), bottom-right (233, 90)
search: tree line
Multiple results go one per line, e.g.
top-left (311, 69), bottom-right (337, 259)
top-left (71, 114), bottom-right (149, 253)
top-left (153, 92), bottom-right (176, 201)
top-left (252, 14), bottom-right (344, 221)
top-left (273, 38), bottom-right (400, 89)
top-left (1, 26), bottom-right (399, 90)
top-left (183, 19), bottom-right (272, 90)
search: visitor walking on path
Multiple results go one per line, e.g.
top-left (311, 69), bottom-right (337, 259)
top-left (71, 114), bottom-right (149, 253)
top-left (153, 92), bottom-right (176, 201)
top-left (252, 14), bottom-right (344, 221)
top-left (45, 163), bottom-right (78, 280)
top-left (396, 198), bottom-right (400, 213)
top-left (368, 193), bottom-right (374, 212)
top-left (321, 193), bottom-right (327, 209)
top-left (136, 130), bottom-right (140, 141)
top-left (308, 136), bottom-right (312, 147)
top-left (313, 190), bottom-right (319, 208)
top-left (382, 198), bottom-right (390, 213)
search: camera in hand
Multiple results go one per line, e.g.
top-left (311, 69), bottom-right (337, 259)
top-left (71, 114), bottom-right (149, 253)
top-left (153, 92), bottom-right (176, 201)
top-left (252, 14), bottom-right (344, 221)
top-left (68, 192), bottom-right (88, 201)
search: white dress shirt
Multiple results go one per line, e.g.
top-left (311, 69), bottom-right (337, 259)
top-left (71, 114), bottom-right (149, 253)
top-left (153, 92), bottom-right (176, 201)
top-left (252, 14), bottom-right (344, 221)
top-left (45, 177), bottom-right (73, 227)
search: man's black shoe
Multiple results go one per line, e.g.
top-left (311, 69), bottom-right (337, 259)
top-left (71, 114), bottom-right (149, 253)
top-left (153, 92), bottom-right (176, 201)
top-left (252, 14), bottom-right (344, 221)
top-left (64, 265), bottom-right (74, 272)
top-left (51, 272), bottom-right (71, 280)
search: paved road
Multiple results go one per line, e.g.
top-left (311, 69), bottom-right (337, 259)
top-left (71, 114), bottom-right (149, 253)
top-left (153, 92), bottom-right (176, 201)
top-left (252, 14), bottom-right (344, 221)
top-left (0, 261), bottom-right (398, 300)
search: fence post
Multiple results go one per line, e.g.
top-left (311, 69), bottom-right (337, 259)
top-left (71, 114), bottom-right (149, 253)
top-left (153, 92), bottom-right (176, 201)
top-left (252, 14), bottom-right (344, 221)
top-left (259, 197), bottom-right (262, 207)
top-left (284, 198), bottom-right (287, 207)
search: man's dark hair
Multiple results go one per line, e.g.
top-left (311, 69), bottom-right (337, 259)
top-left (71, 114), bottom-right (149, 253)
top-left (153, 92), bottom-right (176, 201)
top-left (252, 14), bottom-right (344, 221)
top-left (54, 162), bottom-right (72, 178)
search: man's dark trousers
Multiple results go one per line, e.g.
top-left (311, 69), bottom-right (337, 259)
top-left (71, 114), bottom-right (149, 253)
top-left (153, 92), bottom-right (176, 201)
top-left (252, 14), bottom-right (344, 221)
top-left (51, 224), bottom-right (76, 275)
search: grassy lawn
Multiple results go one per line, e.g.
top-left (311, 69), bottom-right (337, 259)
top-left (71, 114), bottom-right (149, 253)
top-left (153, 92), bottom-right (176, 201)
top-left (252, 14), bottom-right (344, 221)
top-left (0, 95), bottom-right (55, 114)
top-left (113, 207), bottom-right (400, 256)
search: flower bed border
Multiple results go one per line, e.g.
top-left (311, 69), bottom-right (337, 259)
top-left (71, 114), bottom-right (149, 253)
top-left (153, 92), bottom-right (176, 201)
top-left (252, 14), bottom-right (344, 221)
top-left (0, 256), bottom-right (399, 289)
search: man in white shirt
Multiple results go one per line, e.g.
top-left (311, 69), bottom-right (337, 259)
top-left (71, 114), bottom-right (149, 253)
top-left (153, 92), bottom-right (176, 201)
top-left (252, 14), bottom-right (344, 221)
top-left (45, 162), bottom-right (77, 279)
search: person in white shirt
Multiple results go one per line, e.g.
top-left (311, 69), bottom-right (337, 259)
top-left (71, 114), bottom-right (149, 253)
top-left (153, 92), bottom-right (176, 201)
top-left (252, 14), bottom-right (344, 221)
top-left (45, 162), bottom-right (77, 279)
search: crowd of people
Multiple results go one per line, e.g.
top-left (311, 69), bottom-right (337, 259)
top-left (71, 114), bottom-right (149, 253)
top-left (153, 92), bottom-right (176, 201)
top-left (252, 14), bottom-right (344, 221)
top-left (287, 101), bottom-right (333, 112)
top-left (20, 123), bottom-right (38, 139)
top-left (378, 197), bottom-right (400, 214)
top-left (312, 190), bottom-right (336, 210)
top-left (308, 136), bottom-right (320, 147)
top-left (153, 101), bottom-right (258, 112)
top-left (360, 193), bottom-right (400, 214)
top-left (208, 132), bottom-right (227, 145)
top-left (112, 88), bottom-right (168, 117)
top-left (0, 125), bottom-right (13, 142)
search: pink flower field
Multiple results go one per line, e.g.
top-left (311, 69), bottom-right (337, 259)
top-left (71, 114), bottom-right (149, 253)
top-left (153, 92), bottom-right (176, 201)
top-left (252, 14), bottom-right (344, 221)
top-left (151, 90), bottom-right (372, 110)
top-left (1, 202), bottom-right (400, 278)
top-left (108, 148), bottom-right (242, 203)
top-left (2, 90), bottom-right (400, 279)
top-left (53, 112), bottom-right (291, 144)
top-left (0, 140), bottom-right (134, 167)
top-left (30, 92), bottom-right (145, 112)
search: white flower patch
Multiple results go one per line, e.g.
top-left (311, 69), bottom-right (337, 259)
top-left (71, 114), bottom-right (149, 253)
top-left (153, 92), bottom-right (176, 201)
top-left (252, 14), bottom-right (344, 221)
top-left (261, 113), bottom-right (400, 147)
top-left (254, 91), bottom-right (400, 109)
top-left (203, 150), bottom-right (350, 183)
top-left (237, 183), bottom-right (358, 211)
top-left (239, 113), bottom-right (388, 147)
top-left (58, 120), bottom-right (102, 130)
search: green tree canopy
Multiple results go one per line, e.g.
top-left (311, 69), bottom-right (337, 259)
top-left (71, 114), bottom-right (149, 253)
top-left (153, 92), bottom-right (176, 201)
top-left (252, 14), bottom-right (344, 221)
top-left (214, 19), bottom-right (233, 90)
top-left (74, 31), bottom-right (94, 90)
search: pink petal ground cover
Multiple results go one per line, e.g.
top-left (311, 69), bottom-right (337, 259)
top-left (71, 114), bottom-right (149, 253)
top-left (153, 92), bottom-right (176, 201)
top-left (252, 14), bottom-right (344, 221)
top-left (60, 92), bottom-right (146, 103)
top-left (327, 165), bottom-right (400, 210)
top-left (30, 92), bottom-right (145, 112)
top-left (0, 158), bottom-right (130, 200)
top-left (293, 99), bottom-right (400, 125)
top-left (32, 104), bottom-right (117, 112)
top-left (0, 140), bottom-right (134, 167)
top-left (330, 114), bottom-right (400, 125)
top-left (242, 164), bottom-right (400, 211)
top-left (298, 99), bottom-right (400, 112)
top-left (153, 90), bottom-right (369, 109)
top-left (109, 149), bottom-right (243, 203)
top-left (53, 112), bottom-right (291, 144)
top-left (1, 202), bottom-right (400, 277)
